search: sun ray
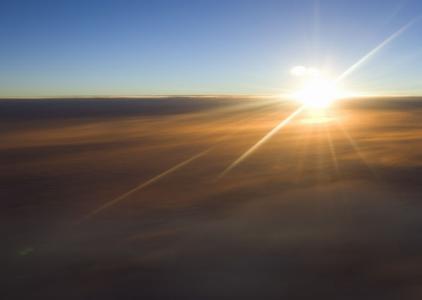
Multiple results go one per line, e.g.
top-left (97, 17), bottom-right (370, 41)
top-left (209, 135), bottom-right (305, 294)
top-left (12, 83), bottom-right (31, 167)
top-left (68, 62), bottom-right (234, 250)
top-left (335, 18), bottom-right (418, 83)
top-left (315, 124), bottom-right (325, 181)
top-left (81, 101), bottom-right (282, 221)
top-left (219, 105), bottom-right (305, 178)
top-left (323, 123), bottom-right (339, 175)
top-left (83, 148), bottom-right (212, 220)
top-left (295, 121), bottom-right (314, 181)
top-left (335, 121), bottom-right (377, 177)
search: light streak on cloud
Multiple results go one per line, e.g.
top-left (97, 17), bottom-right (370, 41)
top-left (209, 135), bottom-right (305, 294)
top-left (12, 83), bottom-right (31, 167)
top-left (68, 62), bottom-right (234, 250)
top-left (219, 105), bottom-right (305, 178)
top-left (84, 149), bottom-right (211, 219)
top-left (81, 100), bottom-right (281, 221)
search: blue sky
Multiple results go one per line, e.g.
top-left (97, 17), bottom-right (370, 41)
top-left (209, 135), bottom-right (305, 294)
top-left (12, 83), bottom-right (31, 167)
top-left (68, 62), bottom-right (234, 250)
top-left (1, 0), bottom-right (422, 97)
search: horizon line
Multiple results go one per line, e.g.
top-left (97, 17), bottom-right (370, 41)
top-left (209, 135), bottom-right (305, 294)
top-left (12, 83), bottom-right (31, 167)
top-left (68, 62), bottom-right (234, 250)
top-left (1, 93), bottom-right (422, 100)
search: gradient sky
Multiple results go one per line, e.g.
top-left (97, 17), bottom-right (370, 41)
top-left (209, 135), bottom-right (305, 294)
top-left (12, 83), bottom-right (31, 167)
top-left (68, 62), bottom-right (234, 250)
top-left (1, 0), bottom-right (422, 97)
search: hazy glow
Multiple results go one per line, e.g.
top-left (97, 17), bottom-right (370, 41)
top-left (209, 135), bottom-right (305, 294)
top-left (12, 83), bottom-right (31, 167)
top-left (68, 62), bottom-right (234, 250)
top-left (291, 66), bottom-right (308, 77)
top-left (291, 66), bottom-right (320, 77)
top-left (300, 113), bottom-right (337, 124)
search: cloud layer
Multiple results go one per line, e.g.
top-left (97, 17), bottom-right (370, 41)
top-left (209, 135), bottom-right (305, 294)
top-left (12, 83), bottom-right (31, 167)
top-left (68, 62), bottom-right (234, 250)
top-left (2, 97), bottom-right (422, 299)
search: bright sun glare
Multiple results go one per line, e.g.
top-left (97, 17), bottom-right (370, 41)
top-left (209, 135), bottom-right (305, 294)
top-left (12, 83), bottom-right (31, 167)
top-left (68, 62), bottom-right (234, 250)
top-left (294, 77), bottom-right (339, 108)
top-left (290, 66), bottom-right (344, 109)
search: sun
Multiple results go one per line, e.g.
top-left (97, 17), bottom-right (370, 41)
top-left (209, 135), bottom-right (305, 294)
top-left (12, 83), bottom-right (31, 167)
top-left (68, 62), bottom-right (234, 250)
top-left (290, 66), bottom-right (345, 109)
top-left (294, 77), bottom-right (340, 108)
